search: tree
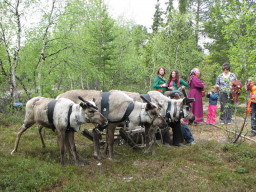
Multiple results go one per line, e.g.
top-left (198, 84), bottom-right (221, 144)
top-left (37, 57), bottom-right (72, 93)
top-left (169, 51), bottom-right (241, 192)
top-left (220, 0), bottom-right (256, 82)
top-left (152, 0), bottom-right (163, 32)
top-left (0, 0), bottom-right (28, 102)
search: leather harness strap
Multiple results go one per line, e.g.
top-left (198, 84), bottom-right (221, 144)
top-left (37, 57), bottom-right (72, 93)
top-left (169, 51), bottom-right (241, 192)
top-left (48, 100), bottom-right (74, 132)
top-left (66, 105), bottom-right (74, 132)
top-left (140, 94), bottom-right (151, 102)
top-left (47, 100), bottom-right (58, 132)
top-left (100, 92), bottom-right (134, 123)
top-left (101, 92), bottom-right (110, 119)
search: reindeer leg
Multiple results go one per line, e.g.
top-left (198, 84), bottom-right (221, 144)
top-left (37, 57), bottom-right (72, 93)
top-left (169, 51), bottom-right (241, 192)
top-left (150, 127), bottom-right (156, 155)
top-left (107, 124), bottom-right (116, 160)
top-left (67, 131), bottom-right (80, 165)
top-left (38, 125), bottom-right (46, 148)
top-left (144, 124), bottom-right (150, 154)
top-left (58, 130), bottom-right (66, 166)
top-left (104, 128), bottom-right (108, 155)
top-left (64, 133), bottom-right (72, 160)
top-left (11, 123), bottom-right (33, 154)
top-left (92, 128), bottom-right (101, 160)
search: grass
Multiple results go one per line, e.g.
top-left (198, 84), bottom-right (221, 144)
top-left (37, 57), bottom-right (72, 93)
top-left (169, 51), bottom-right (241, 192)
top-left (1, 111), bottom-right (256, 191)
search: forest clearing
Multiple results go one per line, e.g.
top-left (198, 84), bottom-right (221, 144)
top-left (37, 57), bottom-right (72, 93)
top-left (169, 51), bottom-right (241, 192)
top-left (1, 105), bottom-right (256, 191)
top-left (1, 0), bottom-right (256, 191)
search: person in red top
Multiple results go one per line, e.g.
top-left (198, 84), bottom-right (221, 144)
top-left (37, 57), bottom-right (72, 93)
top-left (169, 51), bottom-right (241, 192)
top-left (246, 79), bottom-right (256, 136)
top-left (188, 68), bottom-right (205, 125)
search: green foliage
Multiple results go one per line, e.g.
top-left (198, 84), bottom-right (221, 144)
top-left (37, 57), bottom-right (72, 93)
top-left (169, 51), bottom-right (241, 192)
top-left (220, 0), bottom-right (256, 83)
top-left (146, 10), bottom-right (204, 82)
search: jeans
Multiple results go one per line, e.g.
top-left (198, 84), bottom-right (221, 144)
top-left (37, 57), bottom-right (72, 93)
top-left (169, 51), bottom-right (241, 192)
top-left (251, 102), bottom-right (256, 132)
top-left (219, 92), bottom-right (233, 123)
top-left (181, 124), bottom-right (194, 143)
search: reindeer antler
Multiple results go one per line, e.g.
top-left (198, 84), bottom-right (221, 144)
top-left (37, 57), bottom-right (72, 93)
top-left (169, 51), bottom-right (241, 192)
top-left (140, 95), bottom-right (155, 108)
top-left (78, 96), bottom-right (98, 110)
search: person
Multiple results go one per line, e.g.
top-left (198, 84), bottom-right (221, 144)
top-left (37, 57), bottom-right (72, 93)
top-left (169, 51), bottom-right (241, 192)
top-left (246, 79), bottom-right (256, 136)
top-left (206, 85), bottom-right (220, 125)
top-left (157, 90), bottom-right (195, 146)
top-left (153, 67), bottom-right (168, 94)
top-left (216, 62), bottom-right (237, 125)
top-left (167, 70), bottom-right (188, 91)
top-left (188, 68), bottom-right (205, 124)
top-left (180, 118), bottom-right (195, 145)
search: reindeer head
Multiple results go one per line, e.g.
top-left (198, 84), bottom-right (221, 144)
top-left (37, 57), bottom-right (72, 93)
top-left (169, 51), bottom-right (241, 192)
top-left (78, 96), bottom-right (108, 127)
top-left (166, 88), bottom-right (195, 123)
top-left (140, 95), bottom-right (167, 129)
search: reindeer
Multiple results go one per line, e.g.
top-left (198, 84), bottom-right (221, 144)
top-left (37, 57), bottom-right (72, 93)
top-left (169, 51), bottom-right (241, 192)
top-left (57, 90), bottom-right (167, 160)
top-left (11, 96), bottom-right (107, 166)
top-left (124, 88), bottom-right (195, 153)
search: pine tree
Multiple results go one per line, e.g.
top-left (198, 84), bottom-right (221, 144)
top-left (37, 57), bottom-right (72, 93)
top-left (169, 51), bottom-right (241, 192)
top-left (152, 0), bottom-right (163, 32)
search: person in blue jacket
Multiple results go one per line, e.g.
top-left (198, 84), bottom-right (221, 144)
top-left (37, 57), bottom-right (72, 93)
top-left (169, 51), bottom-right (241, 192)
top-left (206, 85), bottom-right (220, 125)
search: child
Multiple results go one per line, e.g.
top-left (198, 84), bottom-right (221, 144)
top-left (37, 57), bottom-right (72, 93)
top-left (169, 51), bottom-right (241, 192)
top-left (206, 85), bottom-right (219, 125)
top-left (246, 79), bottom-right (256, 136)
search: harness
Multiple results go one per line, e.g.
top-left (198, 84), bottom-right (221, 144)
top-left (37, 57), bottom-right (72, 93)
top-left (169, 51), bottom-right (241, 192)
top-left (100, 92), bottom-right (134, 125)
top-left (66, 105), bottom-right (74, 132)
top-left (47, 100), bottom-right (74, 132)
top-left (166, 100), bottom-right (184, 123)
top-left (47, 100), bottom-right (57, 132)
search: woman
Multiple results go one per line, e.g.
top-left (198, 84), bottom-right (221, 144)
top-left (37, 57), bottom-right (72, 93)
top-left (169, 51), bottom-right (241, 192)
top-left (153, 67), bottom-right (168, 94)
top-left (188, 68), bottom-right (205, 124)
top-left (168, 70), bottom-right (188, 90)
top-left (216, 62), bottom-right (237, 124)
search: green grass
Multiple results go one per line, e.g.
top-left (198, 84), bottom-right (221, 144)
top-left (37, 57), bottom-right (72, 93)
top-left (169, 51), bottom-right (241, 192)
top-left (1, 112), bottom-right (256, 191)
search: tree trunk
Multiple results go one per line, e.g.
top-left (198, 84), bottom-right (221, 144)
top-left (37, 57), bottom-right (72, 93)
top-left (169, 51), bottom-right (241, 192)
top-left (11, 0), bottom-right (21, 103)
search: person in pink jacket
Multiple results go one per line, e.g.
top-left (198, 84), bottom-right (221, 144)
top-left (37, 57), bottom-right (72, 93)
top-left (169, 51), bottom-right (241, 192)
top-left (188, 68), bottom-right (205, 125)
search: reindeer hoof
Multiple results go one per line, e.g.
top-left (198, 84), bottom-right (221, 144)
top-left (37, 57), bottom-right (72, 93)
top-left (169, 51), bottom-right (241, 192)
top-left (10, 150), bottom-right (16, 155)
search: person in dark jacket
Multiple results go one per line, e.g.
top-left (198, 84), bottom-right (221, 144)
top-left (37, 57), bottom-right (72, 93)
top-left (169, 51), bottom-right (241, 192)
top-left (206, 85), bottom-right (220, 125)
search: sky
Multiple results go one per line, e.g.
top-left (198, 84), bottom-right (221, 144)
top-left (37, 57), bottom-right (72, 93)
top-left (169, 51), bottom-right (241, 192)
top-left (105, 0), bottom-right (172, 29)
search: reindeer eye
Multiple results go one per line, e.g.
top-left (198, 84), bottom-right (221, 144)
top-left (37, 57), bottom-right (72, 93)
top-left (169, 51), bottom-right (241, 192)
top-left (151, 111), bottom-right (156, 116)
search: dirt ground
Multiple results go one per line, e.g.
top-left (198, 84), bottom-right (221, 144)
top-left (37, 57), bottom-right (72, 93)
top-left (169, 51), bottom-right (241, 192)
top-left (188, 114), bottom-right (256, 145)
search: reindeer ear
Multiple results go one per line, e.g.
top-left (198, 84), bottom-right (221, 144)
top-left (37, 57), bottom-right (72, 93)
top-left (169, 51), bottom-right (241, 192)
top-left (145, 103), bottom-right (153, 111)
top-left (80, 102), bottom-right (88, 109)
top-left (181, 88), bottom-right (187, 98)
top-left (183, 98), bottom-right (195, 104)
